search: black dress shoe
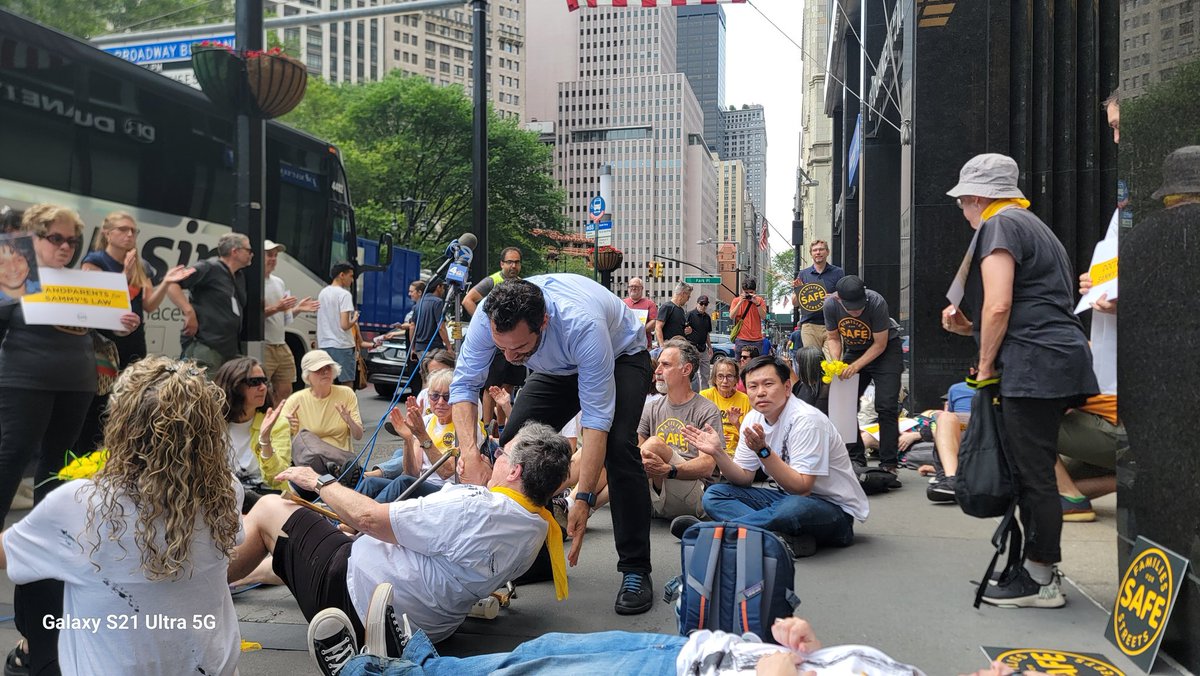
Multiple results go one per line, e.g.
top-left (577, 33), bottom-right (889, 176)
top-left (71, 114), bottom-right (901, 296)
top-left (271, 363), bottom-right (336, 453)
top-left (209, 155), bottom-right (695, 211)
top-left (614, 572), bottom-right (653, 615)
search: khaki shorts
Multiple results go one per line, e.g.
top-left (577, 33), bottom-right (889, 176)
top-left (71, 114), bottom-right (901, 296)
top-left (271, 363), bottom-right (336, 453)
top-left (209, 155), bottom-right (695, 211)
top-left (648, 448), bottom-right (706, 519)
top-left (264, 343), bottom-right (297, 385)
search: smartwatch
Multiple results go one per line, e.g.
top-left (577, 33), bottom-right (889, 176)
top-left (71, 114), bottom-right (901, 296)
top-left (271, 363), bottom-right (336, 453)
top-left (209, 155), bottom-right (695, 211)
top-left (756, 447), bottom-right (772, 460)
top-left (667, 465), bottom-right (679, 480)
top-left (315, 473), bottom-right (339, 491)
top-left (575, 491), bottom-right (597, 508)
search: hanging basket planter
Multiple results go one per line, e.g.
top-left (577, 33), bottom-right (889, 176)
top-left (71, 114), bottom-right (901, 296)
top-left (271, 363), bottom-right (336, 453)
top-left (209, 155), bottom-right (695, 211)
top-left (593, 246), bottom-right (624, 273)
top-left (245, 52), bottom-right (308, 119)
top-left (191, 45), bottom-right (244, 112)
top-left (190, 44), bottom-right (307, 119)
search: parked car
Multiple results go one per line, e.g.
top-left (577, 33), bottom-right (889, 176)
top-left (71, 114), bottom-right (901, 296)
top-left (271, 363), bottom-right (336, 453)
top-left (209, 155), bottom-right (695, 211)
top-left (709, 333), bottom-right (735, 360)
top-left (365, 336), bottom-right (416, 398)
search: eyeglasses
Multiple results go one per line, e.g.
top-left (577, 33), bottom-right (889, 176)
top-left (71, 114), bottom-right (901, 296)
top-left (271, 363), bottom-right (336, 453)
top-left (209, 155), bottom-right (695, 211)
top-left (244, 376), bottom-right (269, 387)
top-left (714, 373), bottom-right (738, 380)
top-left (428, 391), bottom-right (450, 403)
top-left (502, 259), bottom-right (521, 265)
top-left (39, 233), bottom-right (81, 249)
top-left (112, 226), bottom-right (140, 235)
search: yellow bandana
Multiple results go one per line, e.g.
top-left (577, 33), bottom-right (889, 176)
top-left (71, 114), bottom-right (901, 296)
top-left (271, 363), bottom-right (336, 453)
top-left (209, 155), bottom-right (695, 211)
top-left (981, 198), bottom-right (1031, 222)
top-left (490, 486), bottom-right (569, 601)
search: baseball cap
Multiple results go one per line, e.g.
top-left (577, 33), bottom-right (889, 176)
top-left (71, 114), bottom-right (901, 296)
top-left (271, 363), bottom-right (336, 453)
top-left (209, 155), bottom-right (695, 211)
top-left (697, 295), bottom-right (710, 305)
top-left (835, 275), bottom-right (868, 311)
top-left (263, 239), bottom-right (286, 252)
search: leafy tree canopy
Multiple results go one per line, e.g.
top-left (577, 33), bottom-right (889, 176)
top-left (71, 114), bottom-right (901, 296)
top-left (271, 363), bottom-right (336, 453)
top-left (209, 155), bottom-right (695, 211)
top-left (284, 72), bottom-right (568, 273)
top-left (0, 0), bottom-right (232, 39)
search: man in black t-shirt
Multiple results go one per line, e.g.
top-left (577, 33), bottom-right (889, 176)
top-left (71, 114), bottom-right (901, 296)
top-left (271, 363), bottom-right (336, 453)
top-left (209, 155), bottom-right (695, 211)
top-left (654, 282), bottom-right (692, 347)
top-left (823, 275), bottom-right (903, 478)
top-left (684, 294), bottom-right (713, 390)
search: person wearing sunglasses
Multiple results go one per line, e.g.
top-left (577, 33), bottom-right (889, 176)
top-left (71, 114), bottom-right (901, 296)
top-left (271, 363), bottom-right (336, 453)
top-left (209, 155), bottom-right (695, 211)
top-left (0, 204), bottom-right (140, 673)
top-left (164, 232), bottom-right (254, 372)
top-left (214, 357), bottom-right (293, 510)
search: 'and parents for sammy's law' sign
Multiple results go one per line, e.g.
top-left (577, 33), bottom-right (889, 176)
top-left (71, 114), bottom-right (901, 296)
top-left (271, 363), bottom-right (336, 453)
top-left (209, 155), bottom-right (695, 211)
top-left (22, 268), bottom-right (132, 331)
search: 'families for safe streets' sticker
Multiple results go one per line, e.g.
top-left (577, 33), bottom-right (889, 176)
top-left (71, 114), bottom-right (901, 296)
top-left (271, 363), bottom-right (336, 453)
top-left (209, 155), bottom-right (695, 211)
top-left (981, 647), bottom-right (1124, 676)
top-left (1105, 537), bottom-right (1190, 673)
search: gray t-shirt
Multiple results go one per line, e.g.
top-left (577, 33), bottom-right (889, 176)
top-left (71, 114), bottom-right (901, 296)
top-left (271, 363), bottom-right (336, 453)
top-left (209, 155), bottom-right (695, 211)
top-left (178, 257), bottom-right (246, 359)
top-left (823, 289), bottom-right (899, 358)
top-left (638, 392), bottom-right (725, 462)
top-left (963, 207), bottom-right (1098, 399)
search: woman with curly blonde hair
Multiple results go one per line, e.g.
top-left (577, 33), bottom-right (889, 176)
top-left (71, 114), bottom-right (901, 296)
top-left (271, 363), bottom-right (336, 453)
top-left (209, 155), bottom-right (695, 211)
top-left (0, 356), bottom-right (243, 675)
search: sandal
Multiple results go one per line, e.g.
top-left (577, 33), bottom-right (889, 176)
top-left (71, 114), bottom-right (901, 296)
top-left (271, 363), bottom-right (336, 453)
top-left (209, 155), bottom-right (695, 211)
top-left (5, 639), bottom-right (29, 676)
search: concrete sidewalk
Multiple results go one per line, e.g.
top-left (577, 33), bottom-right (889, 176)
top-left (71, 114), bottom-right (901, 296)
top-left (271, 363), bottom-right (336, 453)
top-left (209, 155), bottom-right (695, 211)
top-left (2, 468), bottom-right (1180, 675)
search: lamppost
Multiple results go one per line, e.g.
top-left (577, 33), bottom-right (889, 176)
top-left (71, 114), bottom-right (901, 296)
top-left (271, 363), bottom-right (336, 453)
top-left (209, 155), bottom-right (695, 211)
top-left (393, 197), bottom-right (429, 243)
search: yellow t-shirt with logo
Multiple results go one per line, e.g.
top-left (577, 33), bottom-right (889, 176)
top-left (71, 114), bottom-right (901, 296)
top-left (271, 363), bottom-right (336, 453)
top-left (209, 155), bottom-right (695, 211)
top-left (700, 387), bottom-right (751, 457)
top-left (420, 415), bottom-right (489, 486)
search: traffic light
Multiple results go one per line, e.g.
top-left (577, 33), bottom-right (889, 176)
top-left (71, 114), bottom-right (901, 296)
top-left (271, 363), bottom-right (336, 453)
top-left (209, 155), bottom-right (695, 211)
top-left (711, 311), bottom-right (718, 322)
top-left (655, 262), bottom-right (665, 279)
top-left (647, 261), bottom-right (655, 278)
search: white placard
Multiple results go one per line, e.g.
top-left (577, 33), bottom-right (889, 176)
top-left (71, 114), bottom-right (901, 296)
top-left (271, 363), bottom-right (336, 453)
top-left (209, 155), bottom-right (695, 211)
top-left (630, 308), bottom-right (649, 326)
top-left (828, 374), bottom-right (860, 445)
top-left (21, 267), bottom-right (131, 331)
top-left (1075, 239), bottom-right (1118, 313)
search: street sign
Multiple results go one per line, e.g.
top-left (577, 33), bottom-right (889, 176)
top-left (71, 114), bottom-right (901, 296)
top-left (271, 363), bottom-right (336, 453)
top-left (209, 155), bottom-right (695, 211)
top-left (104, 34), bottom-right (236, 65)
top-left (584, 218), bottom-right (612, 247)
top-left (684, 276), bottom-right (721, 284)
top-left (589, 196), bottom-right (606, 218)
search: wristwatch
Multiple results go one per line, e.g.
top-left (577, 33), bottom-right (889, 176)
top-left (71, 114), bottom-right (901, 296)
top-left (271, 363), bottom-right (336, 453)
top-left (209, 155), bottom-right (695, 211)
top-left (667, 465), bottom-right (679, 480)
top-left (420, 439), bottom-right (434, 450)
top-left (756, 447), bottom-right (772, 460)
top-left (575, 491), bottom-right (597, 508)
top-left (315, 473), bottom-right (339, 491)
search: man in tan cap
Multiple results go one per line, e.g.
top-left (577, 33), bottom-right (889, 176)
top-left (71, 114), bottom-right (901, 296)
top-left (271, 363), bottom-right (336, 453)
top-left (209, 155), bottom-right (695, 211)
top-left (263, 239), bottom-right (318, 401)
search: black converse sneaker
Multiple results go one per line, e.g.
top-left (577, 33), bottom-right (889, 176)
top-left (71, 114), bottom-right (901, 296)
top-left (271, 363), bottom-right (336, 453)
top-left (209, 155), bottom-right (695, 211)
top-left (981, 566), bottom-right (1066, 608)
top-left (308, 607), bottom-right (359, 676)
top-left (365, 582), bottom-right (412, 658)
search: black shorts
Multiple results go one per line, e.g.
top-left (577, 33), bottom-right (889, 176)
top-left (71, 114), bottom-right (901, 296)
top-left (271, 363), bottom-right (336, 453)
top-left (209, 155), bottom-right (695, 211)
top-left (272, 509), bottom-right (363, 638)
top-left (484, 348), bottom-right (527, 388)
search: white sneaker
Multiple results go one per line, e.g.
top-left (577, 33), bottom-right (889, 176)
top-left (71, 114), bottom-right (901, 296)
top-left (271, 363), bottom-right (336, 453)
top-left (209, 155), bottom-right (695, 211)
top-left (468, 595), bottom-right (499, 619)
top-left (364, 582), bottom-right (411, 658)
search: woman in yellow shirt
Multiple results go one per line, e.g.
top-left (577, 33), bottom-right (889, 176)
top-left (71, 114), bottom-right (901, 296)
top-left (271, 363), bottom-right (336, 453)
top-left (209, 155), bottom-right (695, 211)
top-left (283, 350), bottom-right (364, 452)
top-left (699, 356), bottom-right (750, 457)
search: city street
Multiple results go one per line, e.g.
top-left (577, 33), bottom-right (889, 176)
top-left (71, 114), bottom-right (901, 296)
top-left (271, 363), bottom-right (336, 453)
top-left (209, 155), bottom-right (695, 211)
top-left (0, 388), bottom-right (1169, 675)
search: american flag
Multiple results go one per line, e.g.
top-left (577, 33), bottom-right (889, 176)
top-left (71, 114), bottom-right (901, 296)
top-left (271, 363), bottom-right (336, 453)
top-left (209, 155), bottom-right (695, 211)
top-left (567, 0), bottom-right (747, 10)
top-left (758, 217), bottom-right (770, 252)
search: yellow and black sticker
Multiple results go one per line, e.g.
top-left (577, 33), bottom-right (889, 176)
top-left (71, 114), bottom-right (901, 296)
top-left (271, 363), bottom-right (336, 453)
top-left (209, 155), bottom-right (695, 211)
top-left (1105, 537), bottom-right (1189, 671)
top-left (837, 316), bottom-right (872, 348)
top-left (795, 283), bottom-right (828, 313)
top-left (981, 647), bottom-right (1124, 676)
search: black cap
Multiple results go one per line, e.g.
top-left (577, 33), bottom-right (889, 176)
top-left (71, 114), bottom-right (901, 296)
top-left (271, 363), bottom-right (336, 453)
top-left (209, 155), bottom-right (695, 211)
top-left (835, 275), bottom-right (868, 311)
top-left (697, 295), bottom-right (710, 304)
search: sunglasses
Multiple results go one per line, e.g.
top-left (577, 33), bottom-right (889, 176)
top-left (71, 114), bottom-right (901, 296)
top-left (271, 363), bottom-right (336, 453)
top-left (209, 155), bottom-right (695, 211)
top-left (39, 233), bottom-right (82, 249)
top-left (112, 226), bottom-right (140, 235)
top-left (699, 302), bottom-right (709, 306)
top-left (244, 376), bottom-right (269, 387)
top-left (739, 354), bottom-right (752, 360)
top-left (428, 391), bottom-right (450, 403)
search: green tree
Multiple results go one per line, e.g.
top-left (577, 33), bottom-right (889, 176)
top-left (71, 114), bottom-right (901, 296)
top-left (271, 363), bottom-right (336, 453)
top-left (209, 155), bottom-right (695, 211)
top-left (0, 0), bottom-right (232, 38)
top-left (284, 73), bottom-right (568, 273)
top-left (765, 248), bottom-right (796, 305)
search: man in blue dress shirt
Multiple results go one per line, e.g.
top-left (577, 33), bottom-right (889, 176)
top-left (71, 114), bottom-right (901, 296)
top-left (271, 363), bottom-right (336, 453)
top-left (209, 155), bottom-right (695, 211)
top-left (790, 240), bottom-right (844, 357)
top-left (449, 274), bottom-right (656, 615)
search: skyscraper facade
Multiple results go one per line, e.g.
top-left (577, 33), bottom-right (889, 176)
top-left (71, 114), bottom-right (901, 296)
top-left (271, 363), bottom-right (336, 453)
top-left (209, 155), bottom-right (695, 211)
top-left (675, 5), bottom-right (727, 155)
top-left (527, 7), bottom-right (718, 298)
top-left (722, 104), bottom-right (767, 213)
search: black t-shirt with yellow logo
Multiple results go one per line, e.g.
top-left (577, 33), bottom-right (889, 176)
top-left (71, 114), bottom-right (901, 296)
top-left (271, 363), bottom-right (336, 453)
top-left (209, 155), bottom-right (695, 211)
top-left (822, 289), bottom-right (898, 359)
top-left (794, 264), bottom-right (845, 325)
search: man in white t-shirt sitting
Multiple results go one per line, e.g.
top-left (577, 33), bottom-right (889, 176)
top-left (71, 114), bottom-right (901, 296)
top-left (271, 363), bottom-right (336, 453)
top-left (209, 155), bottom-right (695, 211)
top-left (682, 356), bottom-right (869, 558)
top-left (317, 261), bottom-right (359, 385)
top-left (228, 422), bottom-right (572, 657)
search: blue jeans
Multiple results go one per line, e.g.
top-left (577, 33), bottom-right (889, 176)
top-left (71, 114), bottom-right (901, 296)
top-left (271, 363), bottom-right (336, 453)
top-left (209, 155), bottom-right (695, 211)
top-left (340, 630), bottom-right (686, 675)
top-left (358, 475), bottom-right (442, 503)
top-left (702, 484), bottom-right (855, 547)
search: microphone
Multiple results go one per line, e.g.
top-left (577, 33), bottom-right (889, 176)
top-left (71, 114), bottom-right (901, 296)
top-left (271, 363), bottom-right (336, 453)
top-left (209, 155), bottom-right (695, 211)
top-left (443, 232), bottom-right (479, 261)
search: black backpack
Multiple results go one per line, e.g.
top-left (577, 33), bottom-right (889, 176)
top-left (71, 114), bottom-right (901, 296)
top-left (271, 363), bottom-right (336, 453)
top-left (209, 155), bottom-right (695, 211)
top-left (954, 381), bottom-right (1022, 607)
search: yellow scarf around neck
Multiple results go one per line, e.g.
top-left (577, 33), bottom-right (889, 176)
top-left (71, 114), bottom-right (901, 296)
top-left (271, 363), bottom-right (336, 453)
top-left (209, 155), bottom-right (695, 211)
top-left (490, 486), bottom-right (568, 601)
top-left (981, 198), bottom-right (1031, 221)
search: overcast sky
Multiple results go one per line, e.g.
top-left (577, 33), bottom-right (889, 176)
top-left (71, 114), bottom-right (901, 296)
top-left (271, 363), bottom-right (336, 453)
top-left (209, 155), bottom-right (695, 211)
top-left (724, 0), bottom-right (808, 259)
